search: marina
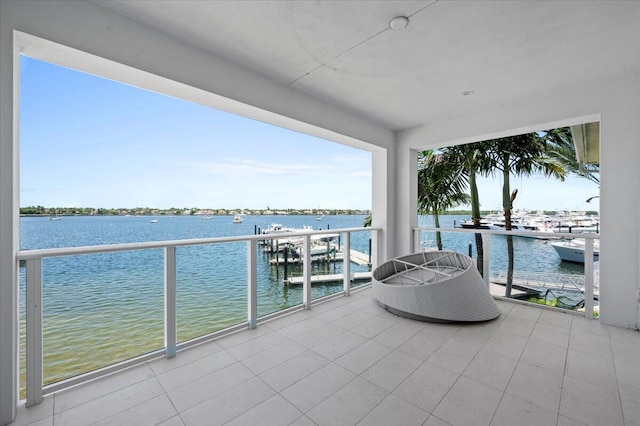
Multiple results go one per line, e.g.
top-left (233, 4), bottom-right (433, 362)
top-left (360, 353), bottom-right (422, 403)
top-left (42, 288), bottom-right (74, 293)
top-left (457, 210), bottom-right (599, 237)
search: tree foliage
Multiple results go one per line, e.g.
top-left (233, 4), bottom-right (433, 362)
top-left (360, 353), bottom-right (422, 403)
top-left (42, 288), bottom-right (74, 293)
top-left (417, 150), bottom-right (470, 250)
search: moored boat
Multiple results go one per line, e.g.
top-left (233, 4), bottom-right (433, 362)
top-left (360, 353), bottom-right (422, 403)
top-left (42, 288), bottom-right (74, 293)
top-left (551, 238), bottom-right (599, 263)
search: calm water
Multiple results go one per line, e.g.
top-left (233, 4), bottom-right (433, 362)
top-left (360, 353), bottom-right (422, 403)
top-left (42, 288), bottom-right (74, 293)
top-left (19, 214), bottom-right (582, 387)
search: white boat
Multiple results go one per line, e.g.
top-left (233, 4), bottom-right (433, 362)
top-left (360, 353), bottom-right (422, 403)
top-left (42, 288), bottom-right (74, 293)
top-left (294, 242), bottom-right (337, 257)
top-left (551, 239), bottom-right (599, 263)
top-left (202, 215), bottom-right (212, 220)
top-left (459, 218), bottom-right (491, 229)
top-left (150, 219), bottom-right (158, 223)
top-left (261, 224), bottom-right (337, 251)
top-left (233, 215), bottom-right (243, 223)
top-left (486, 217), bottom-right (557, 239)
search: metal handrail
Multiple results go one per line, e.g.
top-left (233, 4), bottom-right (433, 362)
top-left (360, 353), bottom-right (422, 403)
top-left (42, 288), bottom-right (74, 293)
top-left (16, 226), bottom-right (375, 260)
top-left (17, 226), bottom-right (380, 406)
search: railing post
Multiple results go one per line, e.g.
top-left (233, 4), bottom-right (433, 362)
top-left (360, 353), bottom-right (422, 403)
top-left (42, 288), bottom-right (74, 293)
top-left (164, 247), bottom-right (177, 358)
top-left (371, 229), bottom-right (380, 270)
top-left (302, 234), bottom-right (311, 309)
top-left (26, 258), bottom-right (43, 406)
top-left (247, 240), bottom-right (257, 328)
top-left (482, 233), bottom-right (490, 287)
top-left (342, 232), bottom-right (351, 296)
top-left (584, 238), bottom-right (594, 319)
top-left (413, 228), bottom-right (421, 253)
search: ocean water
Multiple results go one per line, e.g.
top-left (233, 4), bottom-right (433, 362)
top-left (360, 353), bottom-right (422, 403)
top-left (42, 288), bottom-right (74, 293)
top-left (19, 214), bottom-right (584, 388)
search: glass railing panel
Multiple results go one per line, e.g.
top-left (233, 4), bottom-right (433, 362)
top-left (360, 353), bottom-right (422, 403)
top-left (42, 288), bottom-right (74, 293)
top-left (256, 237), bottom-right (303, 316)
top-left (176, 242), bottom-right (247, 342)
top-left (256, 229), bottom-right (375, 315)
top-left (416, 227), bottom-right (598, 317)
top-left (348, 229), bottom-right (375, 290)
top-left (38, 250), bottom-right (164, 387)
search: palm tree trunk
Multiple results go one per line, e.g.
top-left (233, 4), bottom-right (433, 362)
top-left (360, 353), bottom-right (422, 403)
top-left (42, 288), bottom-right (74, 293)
top-left (470, 170), bottom-right (483, 276)
top-left (434, 213), bottom-right (443, 250)
top-left (502, 161), bottom-right (514, 297)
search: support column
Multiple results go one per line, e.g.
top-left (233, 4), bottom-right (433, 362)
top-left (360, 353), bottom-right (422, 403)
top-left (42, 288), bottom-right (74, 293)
top-left (0, 18), bottom-right (20, 424)
top-left (371, 148), bottom-right (394, 262)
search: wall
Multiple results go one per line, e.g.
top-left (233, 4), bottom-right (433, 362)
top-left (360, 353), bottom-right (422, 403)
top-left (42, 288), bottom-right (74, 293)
top-left (397, 73), bottom-right (640, 330)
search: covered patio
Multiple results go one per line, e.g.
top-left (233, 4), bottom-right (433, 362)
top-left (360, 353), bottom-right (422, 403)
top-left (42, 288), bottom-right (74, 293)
top-left (2, 1), bottom-right (640, 425)
top-left (10, 287), bottom-right (640, 425)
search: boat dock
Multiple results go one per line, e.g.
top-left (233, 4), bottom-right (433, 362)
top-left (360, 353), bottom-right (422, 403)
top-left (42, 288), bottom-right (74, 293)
top-left (268, 249), bottom-right (372, 266)
top-left (491, 270), bottom-right (599, 300)
top-left (286, 271), bottom-right (372, 286)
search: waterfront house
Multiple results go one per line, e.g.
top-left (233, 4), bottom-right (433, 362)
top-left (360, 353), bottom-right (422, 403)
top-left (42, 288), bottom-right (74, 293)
top-left (1, 1), bottom-right (639, 425)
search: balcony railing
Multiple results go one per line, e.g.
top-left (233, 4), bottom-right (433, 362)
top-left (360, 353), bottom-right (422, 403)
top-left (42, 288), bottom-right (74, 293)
top-left (17, 227), bottom-right (380, 407)
top-left (414, 226), bottom-right (599, 319)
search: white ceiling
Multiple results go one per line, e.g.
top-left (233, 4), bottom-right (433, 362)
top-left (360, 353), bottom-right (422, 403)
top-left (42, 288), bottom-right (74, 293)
top-left (93, 0), bottom-right (640, 131)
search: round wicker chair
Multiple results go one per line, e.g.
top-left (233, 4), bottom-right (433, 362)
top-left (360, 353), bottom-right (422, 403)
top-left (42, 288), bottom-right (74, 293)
top-left (373, 251), bottom-right (500, 322)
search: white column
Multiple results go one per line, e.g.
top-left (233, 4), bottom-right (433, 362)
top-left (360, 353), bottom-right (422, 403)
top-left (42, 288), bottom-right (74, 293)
top-left (371, 148), bottom-right (393, 262)
top-left (0, 15), bottom-right (20, 423)
top-left (164, 247), bottom-right (177, 358)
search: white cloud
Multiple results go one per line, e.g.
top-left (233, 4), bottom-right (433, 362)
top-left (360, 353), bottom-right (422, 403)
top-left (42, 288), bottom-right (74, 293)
top-left (193, 159), bottom-right (325, 176)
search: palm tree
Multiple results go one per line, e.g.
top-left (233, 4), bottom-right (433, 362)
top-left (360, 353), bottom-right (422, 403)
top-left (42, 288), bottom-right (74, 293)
top-left (417, 150), bottom-right (470, 250)
top-left (441, 142), bottom-right (493, 275)
top-left (541, 127), bottom-right (600, 184)
top-left (486, 134), bottom-right (566, 296)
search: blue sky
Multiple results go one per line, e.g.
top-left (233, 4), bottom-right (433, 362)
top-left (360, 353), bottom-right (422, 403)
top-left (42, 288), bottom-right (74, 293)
top-left (19, 56), bottom-right (599, 212)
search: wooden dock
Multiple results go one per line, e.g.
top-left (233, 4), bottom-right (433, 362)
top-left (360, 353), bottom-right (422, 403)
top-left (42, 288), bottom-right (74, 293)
top-left (269, 249), bottom-right (371, 266)
top-left (286, 271), bottom-right (372, 286)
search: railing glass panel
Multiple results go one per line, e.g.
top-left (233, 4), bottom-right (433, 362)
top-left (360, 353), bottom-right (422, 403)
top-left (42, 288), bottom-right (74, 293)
top-left (176, 243), bottom-right (247, 342)
top-left (17, 226), bottom-right (377, 404)
top-left (415, 227), bottom-right (599, 318)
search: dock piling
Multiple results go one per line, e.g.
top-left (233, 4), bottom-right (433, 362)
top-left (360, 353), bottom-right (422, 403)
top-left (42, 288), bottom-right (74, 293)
top-left (283, 245), bottom-right (289, 280)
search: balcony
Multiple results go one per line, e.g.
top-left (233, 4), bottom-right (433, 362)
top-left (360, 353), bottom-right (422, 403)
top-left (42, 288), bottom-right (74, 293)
top-left (13, 227), bottom-right (638, 426)
top-left (3, 2), bottom-right (640, 425)
top-left (11, 285), bottom-right (640, 426)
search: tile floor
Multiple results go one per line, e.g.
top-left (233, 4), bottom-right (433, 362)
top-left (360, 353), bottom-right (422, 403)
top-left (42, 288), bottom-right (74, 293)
top-left (10, 286), bottom-right (640, 426)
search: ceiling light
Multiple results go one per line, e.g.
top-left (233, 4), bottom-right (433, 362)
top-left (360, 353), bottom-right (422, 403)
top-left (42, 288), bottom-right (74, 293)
top-left (389, 16), bottom-right (409, 30)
